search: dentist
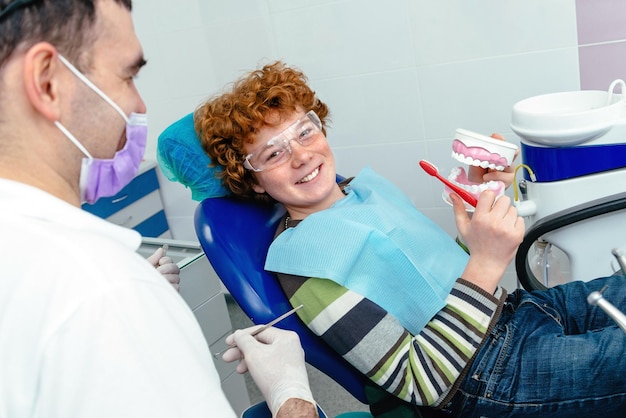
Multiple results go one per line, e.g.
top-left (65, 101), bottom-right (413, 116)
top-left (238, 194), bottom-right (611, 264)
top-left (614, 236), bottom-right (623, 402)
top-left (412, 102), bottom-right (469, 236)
top-left (0, 1), bottom-right (316, 417)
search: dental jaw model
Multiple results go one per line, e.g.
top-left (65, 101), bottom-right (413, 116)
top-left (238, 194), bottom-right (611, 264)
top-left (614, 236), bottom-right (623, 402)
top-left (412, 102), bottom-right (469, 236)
top-left (444, 129), bottom-right (518, 210)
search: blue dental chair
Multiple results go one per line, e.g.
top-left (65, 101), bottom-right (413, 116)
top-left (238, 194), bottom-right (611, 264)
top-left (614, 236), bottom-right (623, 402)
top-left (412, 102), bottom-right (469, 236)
top-left (194, 192), bottom-right (370, 405)
top-left (158, 112), bottom-right (370, 408)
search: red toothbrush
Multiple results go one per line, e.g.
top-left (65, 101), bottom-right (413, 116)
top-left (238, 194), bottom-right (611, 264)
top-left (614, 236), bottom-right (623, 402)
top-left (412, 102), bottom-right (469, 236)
top-left (419, 160), bottom-right (478, 207)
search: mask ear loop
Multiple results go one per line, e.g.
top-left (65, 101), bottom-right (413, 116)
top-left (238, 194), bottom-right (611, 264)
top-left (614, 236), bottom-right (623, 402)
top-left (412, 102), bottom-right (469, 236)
top-left (54, 120), bottom-right (93, 159)
top-left (57, 54), bottom-right (129, 123)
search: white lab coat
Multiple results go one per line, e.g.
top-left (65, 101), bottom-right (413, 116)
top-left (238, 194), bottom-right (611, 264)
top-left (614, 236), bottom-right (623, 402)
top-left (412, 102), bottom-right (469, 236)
top-left (0, 179), bottom-right (236, 418)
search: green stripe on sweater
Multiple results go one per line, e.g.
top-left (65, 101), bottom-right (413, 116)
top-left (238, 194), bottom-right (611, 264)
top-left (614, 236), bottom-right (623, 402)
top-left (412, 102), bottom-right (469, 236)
top-left (289, 278), bottom-right (349, 324)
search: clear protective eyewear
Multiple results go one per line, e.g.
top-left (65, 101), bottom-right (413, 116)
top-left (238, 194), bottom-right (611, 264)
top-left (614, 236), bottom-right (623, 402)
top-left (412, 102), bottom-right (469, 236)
top-left (243, 110), bottom-right (323, 172)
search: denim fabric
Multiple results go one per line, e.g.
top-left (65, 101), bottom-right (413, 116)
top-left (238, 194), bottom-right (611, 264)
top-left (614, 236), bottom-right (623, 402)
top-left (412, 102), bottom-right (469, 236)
top-left (454, 274), bottom-right (626, 417)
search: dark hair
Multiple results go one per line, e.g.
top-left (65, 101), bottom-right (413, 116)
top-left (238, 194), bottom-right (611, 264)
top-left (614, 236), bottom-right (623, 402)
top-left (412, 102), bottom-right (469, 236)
top-left (195, 61), bottom-right (330, 203)
top-left (0, 0), bottom-right (132, 71)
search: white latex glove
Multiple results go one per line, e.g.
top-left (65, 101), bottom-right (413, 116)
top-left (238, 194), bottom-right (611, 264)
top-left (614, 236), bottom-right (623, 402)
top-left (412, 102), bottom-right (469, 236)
top-left (222, 326), bottom-right (315, 416)
top-left (147, 247), bottom-right (181, 292)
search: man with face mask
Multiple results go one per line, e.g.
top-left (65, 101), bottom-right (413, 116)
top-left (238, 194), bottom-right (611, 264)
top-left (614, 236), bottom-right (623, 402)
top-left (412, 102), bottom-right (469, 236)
top-left (0, 1), bottom-right (317, 417)
top-left (54, 51), bottom-right (182, 289)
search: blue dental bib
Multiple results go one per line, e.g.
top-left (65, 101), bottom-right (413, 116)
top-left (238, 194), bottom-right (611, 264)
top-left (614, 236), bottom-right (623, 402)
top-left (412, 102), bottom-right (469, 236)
top-left (265, 167), bottom-right (469, 334)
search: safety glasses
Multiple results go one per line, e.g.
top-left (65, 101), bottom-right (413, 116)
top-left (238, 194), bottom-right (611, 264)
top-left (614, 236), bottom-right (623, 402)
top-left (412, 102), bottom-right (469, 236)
top-left (243, 110), bottom-right (324, 172)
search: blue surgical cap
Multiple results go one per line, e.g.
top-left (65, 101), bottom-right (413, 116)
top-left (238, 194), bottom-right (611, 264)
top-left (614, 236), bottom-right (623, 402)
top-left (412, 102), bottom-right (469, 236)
top-left (157, 112), bottom-right (230, 201)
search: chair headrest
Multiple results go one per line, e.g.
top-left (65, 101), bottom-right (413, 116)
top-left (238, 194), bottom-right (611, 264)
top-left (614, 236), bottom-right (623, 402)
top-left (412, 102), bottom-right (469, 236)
top-left (157, 112), bottom-right (230, 201)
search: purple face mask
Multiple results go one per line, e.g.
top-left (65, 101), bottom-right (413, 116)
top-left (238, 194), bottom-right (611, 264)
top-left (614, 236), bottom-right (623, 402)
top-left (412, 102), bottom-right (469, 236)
top-left (54, 55), bottom-right (148, 204)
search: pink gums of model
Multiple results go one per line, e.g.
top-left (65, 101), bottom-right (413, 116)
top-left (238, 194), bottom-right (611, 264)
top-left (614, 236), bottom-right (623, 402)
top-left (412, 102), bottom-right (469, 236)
top-left (444, 129), bottom-right (518, 209)
top-left (452, 139), bottom-right (510, 170)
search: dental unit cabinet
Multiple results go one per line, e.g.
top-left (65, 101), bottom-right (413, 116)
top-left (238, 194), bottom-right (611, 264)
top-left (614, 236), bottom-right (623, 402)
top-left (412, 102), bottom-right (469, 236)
top-left (511, 80), bottom-right (626, 290)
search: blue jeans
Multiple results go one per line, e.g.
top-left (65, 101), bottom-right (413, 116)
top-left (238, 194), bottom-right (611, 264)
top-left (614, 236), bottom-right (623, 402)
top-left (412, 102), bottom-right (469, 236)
top-left (451, 274), bottom-right (626, 417)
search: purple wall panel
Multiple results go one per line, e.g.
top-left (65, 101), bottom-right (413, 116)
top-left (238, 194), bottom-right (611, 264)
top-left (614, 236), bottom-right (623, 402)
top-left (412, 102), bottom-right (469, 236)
top-left (576, 0), bottom-right (626, 44)
top-left (579, 42), bottom-right (626, 90)
top-left (576, 0), bottom-right (626, 90)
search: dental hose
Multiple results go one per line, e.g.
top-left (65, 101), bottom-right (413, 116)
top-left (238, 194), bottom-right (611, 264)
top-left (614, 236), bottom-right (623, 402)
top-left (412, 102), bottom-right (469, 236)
top-left (513, 163), bottom-right (536, 202)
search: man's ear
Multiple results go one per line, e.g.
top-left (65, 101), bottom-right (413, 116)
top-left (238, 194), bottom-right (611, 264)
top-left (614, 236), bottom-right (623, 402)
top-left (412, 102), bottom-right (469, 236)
top-left (22, 42), bottom-right (63, 122)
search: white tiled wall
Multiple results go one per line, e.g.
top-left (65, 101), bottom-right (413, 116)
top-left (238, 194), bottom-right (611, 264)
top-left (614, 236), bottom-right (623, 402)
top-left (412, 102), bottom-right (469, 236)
top-left (133, 0), bottom-right (581, 290)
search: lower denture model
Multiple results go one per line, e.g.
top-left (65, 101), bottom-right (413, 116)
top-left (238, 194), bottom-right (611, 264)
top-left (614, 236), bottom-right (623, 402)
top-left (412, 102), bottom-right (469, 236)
top-left (444, 129), bottom-right (518, 210)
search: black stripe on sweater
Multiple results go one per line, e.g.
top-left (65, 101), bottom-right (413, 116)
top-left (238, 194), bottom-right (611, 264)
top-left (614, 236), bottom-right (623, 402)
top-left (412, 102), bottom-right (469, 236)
top-left (321, 298), bottom-right (387, 356)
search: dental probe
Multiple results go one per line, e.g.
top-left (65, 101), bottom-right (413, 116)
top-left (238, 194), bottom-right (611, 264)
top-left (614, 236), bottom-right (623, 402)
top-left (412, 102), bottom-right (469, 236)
top-left (611, 248), bottom-right (626, 276)
top-left (213, 304), bottom-right (304, 357)
top-left (587, 286), bottom-right (626, 333)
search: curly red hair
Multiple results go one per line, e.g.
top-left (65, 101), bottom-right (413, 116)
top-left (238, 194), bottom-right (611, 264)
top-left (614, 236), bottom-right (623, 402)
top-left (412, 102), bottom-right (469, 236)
top-left (194, 61), bottom-right (330, 202)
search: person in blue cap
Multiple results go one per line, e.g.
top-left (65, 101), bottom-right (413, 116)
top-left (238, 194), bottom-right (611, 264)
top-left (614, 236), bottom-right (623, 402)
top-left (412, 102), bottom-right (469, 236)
top-left (188, 60), bottom-right (626, 418)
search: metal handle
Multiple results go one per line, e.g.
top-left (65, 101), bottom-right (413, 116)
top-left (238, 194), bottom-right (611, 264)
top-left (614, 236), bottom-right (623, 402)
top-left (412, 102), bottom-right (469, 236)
top-left (588, 286), bottom-right (626, 333)
top-left (612, 248), bottom-right (626, 276)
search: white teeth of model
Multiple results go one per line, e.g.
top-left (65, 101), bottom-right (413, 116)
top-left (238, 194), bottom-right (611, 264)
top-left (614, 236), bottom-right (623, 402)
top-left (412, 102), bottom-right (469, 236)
top-left (465, 183), bottom-right (482, 193)
top-left (452, 177), bottom-right (497, 192)
top-left (477, 160), bottom-right (505, 170)
top-left (452, 152), bottom-right (504, 171)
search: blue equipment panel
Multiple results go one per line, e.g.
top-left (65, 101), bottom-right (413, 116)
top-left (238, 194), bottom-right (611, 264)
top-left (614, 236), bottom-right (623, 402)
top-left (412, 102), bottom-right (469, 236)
top-left (521, 142), bottom-right (626, 182)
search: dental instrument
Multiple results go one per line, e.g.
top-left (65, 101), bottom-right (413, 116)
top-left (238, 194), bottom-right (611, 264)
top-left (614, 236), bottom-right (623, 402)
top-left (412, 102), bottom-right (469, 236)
top-left (587, 285), bottom-right (626, 333)
top-left (213, 304), bottom-right (304, 357)
top-left (612, 248), bottom-right (626, 276)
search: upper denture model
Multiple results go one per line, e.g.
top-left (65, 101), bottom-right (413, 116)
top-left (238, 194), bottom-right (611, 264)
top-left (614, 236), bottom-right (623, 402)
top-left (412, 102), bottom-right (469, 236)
top-left (444, 129), bottom-right (518, 209)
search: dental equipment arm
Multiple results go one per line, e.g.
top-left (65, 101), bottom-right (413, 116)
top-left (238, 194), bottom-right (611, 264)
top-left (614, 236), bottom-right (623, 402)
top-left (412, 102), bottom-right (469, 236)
top-left (612, 248), bottom-right (626, 276)
top-left (587, 286), bottom-right (626, 333)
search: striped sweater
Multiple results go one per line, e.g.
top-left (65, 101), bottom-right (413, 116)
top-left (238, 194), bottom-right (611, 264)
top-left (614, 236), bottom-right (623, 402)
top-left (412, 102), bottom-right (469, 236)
top-left (277, 269), bottom-right (505, 408)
